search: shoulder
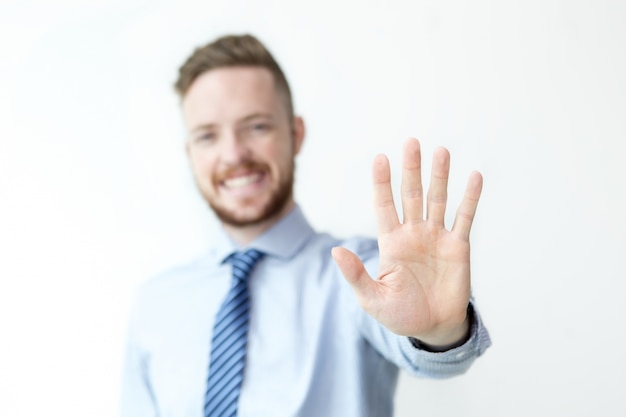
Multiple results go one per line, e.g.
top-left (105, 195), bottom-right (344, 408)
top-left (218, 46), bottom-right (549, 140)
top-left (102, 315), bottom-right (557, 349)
top-left (317, 232), bottom-right (379, 262)
top-left (300, 231), bottom-right (377, 255)
top-left (337, 235), bottom-right (378, 259)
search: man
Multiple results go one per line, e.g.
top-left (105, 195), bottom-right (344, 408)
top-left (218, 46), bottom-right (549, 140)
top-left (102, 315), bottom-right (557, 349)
top-left (121, 34), bottom-right (490, 417)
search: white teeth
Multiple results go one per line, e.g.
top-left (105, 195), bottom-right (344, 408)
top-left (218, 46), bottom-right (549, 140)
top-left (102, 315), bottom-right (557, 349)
top-left (223, 173), bottom-right (262, 188)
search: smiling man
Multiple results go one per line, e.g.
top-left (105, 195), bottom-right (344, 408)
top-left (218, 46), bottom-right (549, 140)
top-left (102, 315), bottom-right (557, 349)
top-left (182, 64), bottom-right (303, 242)
top-left (121, 34), bottom-right (491, 417)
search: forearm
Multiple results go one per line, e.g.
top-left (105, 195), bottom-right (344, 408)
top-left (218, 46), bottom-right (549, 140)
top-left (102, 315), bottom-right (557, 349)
top-left (408, 304), bottom-right (473, 352)
top-left (359, 301), bottom-right (491, 378)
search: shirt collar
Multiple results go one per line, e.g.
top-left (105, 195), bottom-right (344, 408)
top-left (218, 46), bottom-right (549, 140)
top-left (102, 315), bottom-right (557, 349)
top-left (213, 205), bottom-right (315, 264)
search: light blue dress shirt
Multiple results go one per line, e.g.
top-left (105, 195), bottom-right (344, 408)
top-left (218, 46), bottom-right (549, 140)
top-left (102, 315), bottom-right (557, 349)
top-left (121, 206), bottom-right (491, 417)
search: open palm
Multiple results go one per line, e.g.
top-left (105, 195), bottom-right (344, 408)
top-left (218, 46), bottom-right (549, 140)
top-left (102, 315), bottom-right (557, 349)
top-left (332, 138), bottom-right (483, 347)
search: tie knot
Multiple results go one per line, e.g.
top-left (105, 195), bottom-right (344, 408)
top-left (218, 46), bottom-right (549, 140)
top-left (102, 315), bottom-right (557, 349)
top-left (227, 249), bottom-right (264, 283)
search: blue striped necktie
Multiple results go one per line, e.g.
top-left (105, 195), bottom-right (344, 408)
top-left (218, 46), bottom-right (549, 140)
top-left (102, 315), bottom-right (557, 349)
top-left (204, 249), bottom-right (264, 417)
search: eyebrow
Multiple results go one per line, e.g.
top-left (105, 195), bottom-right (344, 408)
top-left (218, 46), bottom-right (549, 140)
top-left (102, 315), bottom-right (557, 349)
top-left (190, 123), bottom-right (216, 134)
top-left (239, 113), bottom-right (274, 123)
top-left (190, 113), bottom-right (274, 134)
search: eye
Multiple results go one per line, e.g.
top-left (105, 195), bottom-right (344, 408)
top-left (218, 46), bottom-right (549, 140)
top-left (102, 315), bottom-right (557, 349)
top-left (250, 122), bottom-right (269, 132)
top-left (195, 131), bottom-right (215, 142)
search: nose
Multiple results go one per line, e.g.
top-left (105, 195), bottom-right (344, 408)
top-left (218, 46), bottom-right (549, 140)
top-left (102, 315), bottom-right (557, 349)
top-left (219, 129), bottom-right (249, 164)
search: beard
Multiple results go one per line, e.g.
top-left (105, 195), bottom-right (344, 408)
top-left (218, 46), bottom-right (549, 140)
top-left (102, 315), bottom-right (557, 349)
top-left (201, 160), bottom-right (295, 228)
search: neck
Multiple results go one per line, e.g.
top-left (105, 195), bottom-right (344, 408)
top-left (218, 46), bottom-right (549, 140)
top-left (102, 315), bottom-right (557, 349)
top-left (222, 200), bottom-right (296, 246)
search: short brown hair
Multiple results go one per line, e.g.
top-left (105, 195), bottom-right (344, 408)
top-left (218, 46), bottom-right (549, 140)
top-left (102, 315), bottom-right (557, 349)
top-left (174, 34), bottom-right (294, 119)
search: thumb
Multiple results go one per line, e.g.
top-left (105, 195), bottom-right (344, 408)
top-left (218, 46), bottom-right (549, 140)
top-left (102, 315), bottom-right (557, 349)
top-left (331, 246), bottom-right (377, 303)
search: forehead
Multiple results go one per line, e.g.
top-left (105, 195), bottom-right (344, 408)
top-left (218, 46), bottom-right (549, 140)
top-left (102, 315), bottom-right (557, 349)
top-left (181, 67), bottom-right (283, 129)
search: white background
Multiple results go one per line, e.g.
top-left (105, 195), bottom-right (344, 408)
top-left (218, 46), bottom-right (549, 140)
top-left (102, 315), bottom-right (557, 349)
top-left (1, 0), bottom-right (625, 416)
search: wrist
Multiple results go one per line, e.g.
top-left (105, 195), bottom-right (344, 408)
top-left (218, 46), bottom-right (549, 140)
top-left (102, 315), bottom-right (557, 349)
top-left (410, 305), bottom-right (473, 352)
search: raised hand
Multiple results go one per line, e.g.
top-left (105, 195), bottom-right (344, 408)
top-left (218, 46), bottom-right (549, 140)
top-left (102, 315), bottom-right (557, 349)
top-left (332, 138), bottom-right (483, 347)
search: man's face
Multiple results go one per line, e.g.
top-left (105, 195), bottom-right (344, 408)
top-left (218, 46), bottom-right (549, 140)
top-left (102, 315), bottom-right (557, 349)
top-left (182, 67), bottom-right (304, 228)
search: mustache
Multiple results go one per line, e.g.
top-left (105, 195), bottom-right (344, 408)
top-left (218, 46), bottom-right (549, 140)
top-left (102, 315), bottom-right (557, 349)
top-left (214, 161), bottom-right (269, 182)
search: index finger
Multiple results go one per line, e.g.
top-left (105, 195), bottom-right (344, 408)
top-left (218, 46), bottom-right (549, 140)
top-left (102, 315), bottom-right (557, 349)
top-left (373, 154), bottom-right (400, 234)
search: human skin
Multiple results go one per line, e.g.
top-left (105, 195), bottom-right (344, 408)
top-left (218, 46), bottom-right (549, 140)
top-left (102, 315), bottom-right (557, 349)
top-left (182, 66), bottom-right (305, 245)
top-left (182, 65), bottom-right (480, 348)
top-left (332, 140), bottom-right (482, 347)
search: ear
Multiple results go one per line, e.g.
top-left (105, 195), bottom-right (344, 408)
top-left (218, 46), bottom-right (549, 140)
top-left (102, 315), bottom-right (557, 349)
top-left (183, 141), bottom-right (190, 162)
top-left (292, 116), bottom-right (305, 155)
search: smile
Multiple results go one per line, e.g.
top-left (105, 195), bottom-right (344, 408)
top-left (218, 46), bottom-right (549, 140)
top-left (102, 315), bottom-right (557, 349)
top-left (221, 172), bottom-right (265, 189)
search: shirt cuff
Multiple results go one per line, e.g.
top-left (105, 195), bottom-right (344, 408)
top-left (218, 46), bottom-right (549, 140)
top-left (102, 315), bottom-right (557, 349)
top-left (398, 300), bottom-right (491, 377)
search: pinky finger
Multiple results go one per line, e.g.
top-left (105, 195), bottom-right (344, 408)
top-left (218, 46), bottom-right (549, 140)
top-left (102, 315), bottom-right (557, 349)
top-left (452, 171), bottom-right (483, 240)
